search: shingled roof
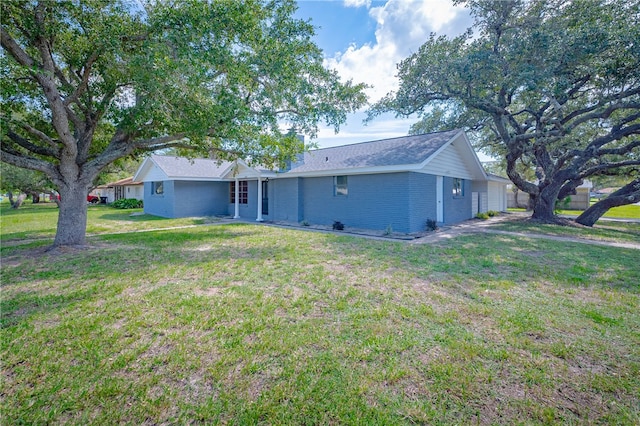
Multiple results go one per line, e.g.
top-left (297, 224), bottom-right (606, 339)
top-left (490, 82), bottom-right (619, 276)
top-left (288, 129), bottom-right (461, 174)
top-left (148, 155), bottom-right (233, 180)
top-left (134, 129), bottom-right (485, 182)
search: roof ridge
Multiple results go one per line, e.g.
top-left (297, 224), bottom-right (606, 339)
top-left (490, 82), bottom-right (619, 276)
top-left (308, 129), bottom-right (461, 153)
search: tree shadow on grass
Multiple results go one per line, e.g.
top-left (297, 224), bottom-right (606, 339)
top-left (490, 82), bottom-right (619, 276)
top-left (0, 225), bottom-right (292, 329)
top-left (326, 232), bottom-right (640, 292)
top-left (96, 212), bottom-right (176, 222)
top-left (1, 288), bottom-right (91, 329)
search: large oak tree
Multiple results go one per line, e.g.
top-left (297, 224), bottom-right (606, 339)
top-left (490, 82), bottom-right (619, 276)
top-left (370, 0), bottom-right (640, 223)
top-left (1, 0), bottom-right (366, 247)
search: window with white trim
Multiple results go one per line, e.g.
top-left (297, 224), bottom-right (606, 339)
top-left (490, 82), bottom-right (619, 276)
top-left (152, 181), bottom-right (164, 195)
top-left (452, 178), bottom-right (463, 197)
top-left (334, 175), bottom-right (348, 196)
top-left (230, 181), bottom-right (248, 204)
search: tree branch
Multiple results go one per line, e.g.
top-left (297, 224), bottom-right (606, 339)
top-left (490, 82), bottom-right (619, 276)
top-left (16, 121), bottom-right (58, 149)
top-left (0, 147), bottom-right (59, 177)
top-left (578, 159), bottom-right (640, 179)
top-left (0, 27), bottom-right (37, 69)
top-left (596, 139), bottom-right (640, 156)
top-left (6, 130), bottom-right (59, 157)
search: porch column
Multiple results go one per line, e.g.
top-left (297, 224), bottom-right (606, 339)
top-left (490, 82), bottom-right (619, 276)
top-left (256, 177), bottom-right (264, 222)
top-left (233, 178), bottom-right (240, 219)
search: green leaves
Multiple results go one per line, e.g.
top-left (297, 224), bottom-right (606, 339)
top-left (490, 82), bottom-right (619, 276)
top-left (1, 0), bottom-right (367, 246)
top-left (2, 0), bottom-right (367, 168)
top-left (370, 0), bottom-right (640, 222)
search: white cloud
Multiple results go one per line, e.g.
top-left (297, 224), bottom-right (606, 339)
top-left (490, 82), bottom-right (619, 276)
top-left (313, 0), bottom-right (473, 148)
top-left (327, 0), bottom-right (470, 103)
top-left (343, 0), bottom-right (371, 8)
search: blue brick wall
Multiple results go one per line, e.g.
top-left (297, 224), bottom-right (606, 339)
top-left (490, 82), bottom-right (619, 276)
top-left (271, 178), bottom-right (302, 222)
top-left (144, 174), bottom-right (474, 226)
top-left (442, 177), bottom-right (472, 224)
top-left (143, 181), bottom-right (174, 218)
top-left (173, 181), bottom-right (228, 218)
top-left (301, 173), bottom-right (412, 232)
top-left (144, 181), bottom-right (228, 218)
top-left (408, 173), bottom-right (438, 232)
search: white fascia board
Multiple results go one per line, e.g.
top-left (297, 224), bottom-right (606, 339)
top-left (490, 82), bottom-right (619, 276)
top-left (132, 157), bottom-right (151, 182)
top-left (164, 177), bottom-right (228, 182)
top-left (420, 130), bottom-right (488, 180)
top-left (273, 164), bottom-right (420, 179)
top-left (133, 157), bottom-right (169, 182)
top-left (222, 159), bottom-right (262, 179)
top-left (459, 131), bottom-right (489, 180)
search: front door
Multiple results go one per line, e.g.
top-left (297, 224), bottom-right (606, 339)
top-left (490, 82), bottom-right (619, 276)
top-left (261, 180), bottom-right (268, 215)
top-left (436, 176), bottom-right (443, 223)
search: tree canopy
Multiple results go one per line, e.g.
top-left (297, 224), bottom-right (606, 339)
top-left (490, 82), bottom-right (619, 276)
top-left (370, 0), bottom-right (640, 223)
top-left (1, 0), bottom-right (367, 247)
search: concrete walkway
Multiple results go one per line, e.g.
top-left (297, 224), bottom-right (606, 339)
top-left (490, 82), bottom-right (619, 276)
top-left (409, 213), bottom-right (640, 250)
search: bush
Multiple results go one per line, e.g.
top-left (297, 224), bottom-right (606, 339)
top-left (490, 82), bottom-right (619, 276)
top-left (476, 212), bottom-right (489, 220)
top-left (487, 210), bottom-right (499, 217)
top-left (332, 220), bottom-right (344, 231)
top-left (425, 218), bottom-right (438, 231)
top-left (555, 196), bottom-right (571, 214)
top-left (111, 198), bottom-right (143, 209)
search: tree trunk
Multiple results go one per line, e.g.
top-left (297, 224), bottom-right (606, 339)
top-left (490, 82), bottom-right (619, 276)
top-left (31, 192), bottom-right (40, 203)
top-left (53, 182), bottom-right (90, 247)
top-left (12, 193), bottom-right (26, 209)
top-left (576, 178), bottom-right (640, 226)
top-left (530, 183), bottom-right (562, 222)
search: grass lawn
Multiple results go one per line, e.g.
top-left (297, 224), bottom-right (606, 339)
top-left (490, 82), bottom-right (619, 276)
top-left (554, 203), bottom-right (639, 220)
top-left (492, 218), bottom-right (640, 245)
top-left (0, 202), bottom-right (218, 247)
top-left (1, 205), bottom-right (639, 424)
top-left (590, 203), bottom-right (640, 220)
top-left (508, 204), bottom-right (640, 220)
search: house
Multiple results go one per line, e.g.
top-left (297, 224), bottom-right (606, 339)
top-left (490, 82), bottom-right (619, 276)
top-left (133, 129), bottom-right (509, 232)
top-left (94, 177), bottom-right (144, 203)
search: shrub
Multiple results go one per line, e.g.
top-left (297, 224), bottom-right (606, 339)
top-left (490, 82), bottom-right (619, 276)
top-left (383, 224), bottom-right (393, 235)
top-left (425, 218), bottom-right (438, 231)
top-left (300, 220), bottom-right (310, 226)
top-left (555, 196), bottom-right (571, 214)
top-left (111, 198), bottom-right (143, 209)
top-left (487, 210), bottom-right (499, 217)
top-left (332, 220), bottom-right (344, 231)
top-left (476, 212), bottom-right (489, 220)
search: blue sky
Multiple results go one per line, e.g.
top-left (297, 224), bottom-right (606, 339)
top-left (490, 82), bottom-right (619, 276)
top-left (292, 0), bottom-right (474, 149)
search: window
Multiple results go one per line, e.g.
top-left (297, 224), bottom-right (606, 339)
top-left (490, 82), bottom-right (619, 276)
top-left (334, 175), bottom-right (348, 196)
top-left (152, 181), bottom-right (164, 195)
top-left (452, 178), bottom-right (463, 197)
top-left (230, 181), bottom-right (248, 204)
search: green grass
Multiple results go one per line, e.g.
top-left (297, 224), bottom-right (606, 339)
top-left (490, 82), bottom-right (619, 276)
top-left (566, 203), bottom-right (640, 219)
top-left (493, 219), bottom-right (640, 245)
top-left (509, 203), bottom-right (640, 219)
top-left (1, 205), bottom-right (639, 424)
top-left (0, 202), bottom-right (218, 245)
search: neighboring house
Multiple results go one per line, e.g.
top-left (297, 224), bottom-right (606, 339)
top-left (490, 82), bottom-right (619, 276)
top-left (133, 129), bottom-right (509, 233)
top-left (94, 177), bottom-right (143, 203)
top-left (111, 177), bottom-right (144, 201)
